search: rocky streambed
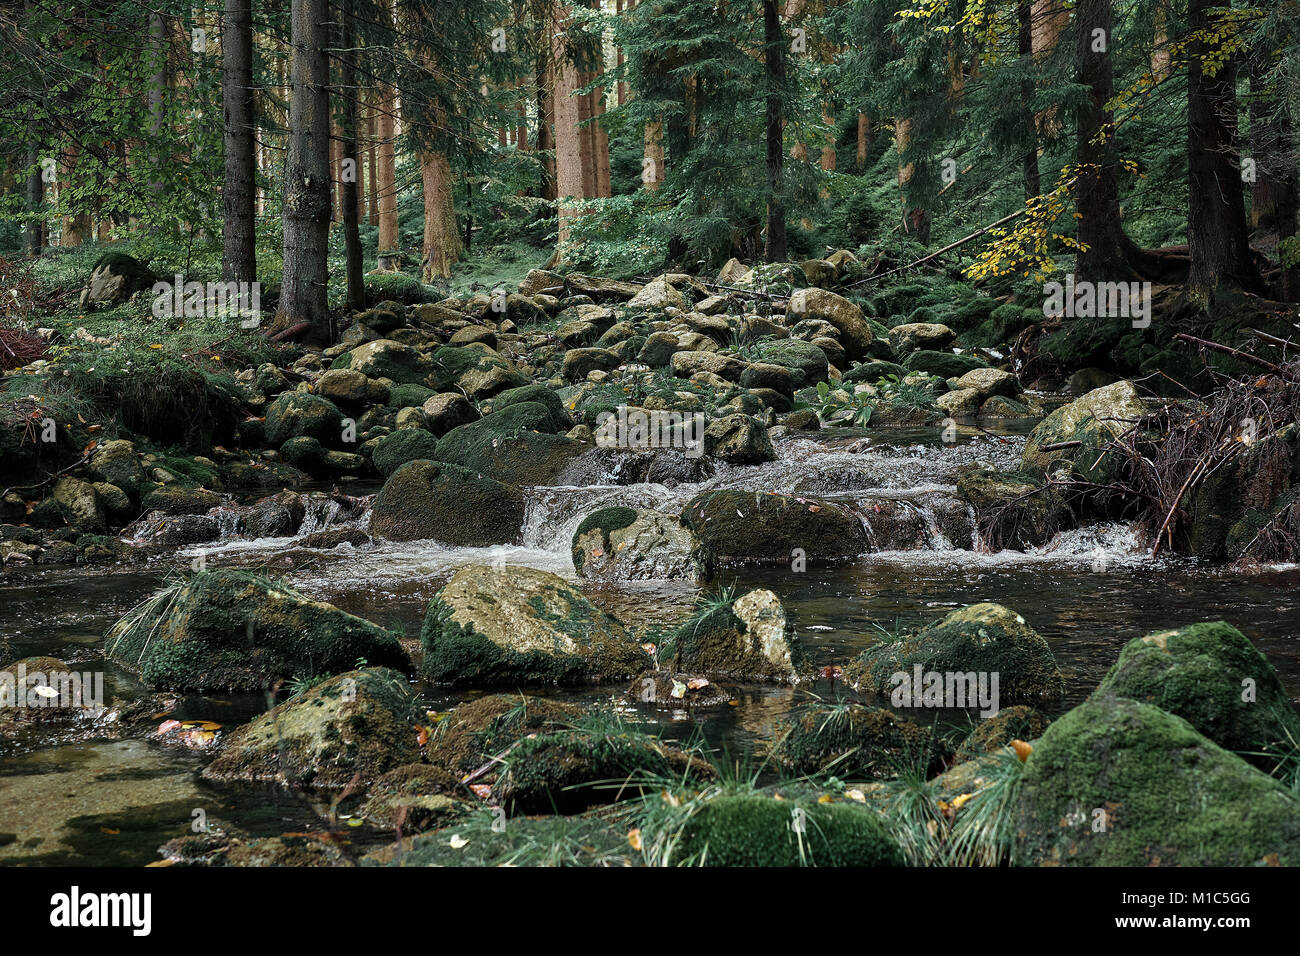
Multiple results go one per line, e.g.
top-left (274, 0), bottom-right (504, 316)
top-left (4, 261), bottom-right (1300, 866)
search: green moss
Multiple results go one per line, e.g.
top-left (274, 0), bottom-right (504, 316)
top-left (571, 506), bottom-right (638, 571)
top-left (371, 428), bottom-right (439, 477)
top-left (772, 699), bottom-right (949, 779)
top-left (844, 603), bottom-right (1064, 707)
top-left (1012, 694), bottom-right (1300, 866)
top-left (953, 705), bottom-right (1049, 763)
top-left (492, 725), bottom-right (713, 814)
top-left (381, 812), bottom-right (639, 867)
top-left (105, 569), bottom-right (407, 692)
top-left (669, 794), bottom-right (905, 866)
top-left (432, 403), bottom-right (582, 485)
top-left (368, 459), bottom-right (525, 545)
top-left (680, 489), bottom-right (869, 563)
top-left (1095, 622), bottom-right (1300, 766)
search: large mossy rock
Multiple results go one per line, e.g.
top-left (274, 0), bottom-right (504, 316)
top-left (1012, 694), bottom-right (1300, 866)
top-left (787, 288), bottom-right (874, 359)
top-left (203, 669), bottom-right (417, 790)
top-left (263, 391), bottom-right (345, 445)
top-left (572, 506), bottom-right (713, 581)
top-left (665, 588), bottom-right (806, 682)
top-left (432, 403), bottom-right (584, 486)
top-left (337, 338), bottom-right (433, 385)
top-left (424, 694), bottom-right (584, 780)
top-left (1186, 422), bottom-right (1300, 560)
top-left (370, 428), bottom-right (439, 477)
top-left (844, 603), bottom-right (1064, 706)
top-left (368, 459), bottom-right (525, 545)
top-left (955, 468), bottom-right (1070, 550)
top-left (772, 700), bottom-right (949, 778)
top-left (432, 344), bottom-right (528, 399)
top-left (1021, 380), bottom-right (1147, 483)
top-left (755, 339), bottom-right (830, 385)
top-left (668, 794), bottom-right (906, 867)
top-left (1095, 622), bottom-right (1300, 765)
top-left (104, 570), bottom-right (407, 692)
top-left (79, 251), bottom-right (157, 307)
top-left (680, 489), bottom-right (869, 564)
top-left (702, 414), bottom-right (776, 464)
top-left (492, 726), bottom-right (714, 814)
top-left (419, 565), bottom-right (649, 685)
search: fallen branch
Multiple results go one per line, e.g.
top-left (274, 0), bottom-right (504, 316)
top-left (845, 209), bottom-right (1026, 289)
top-left (1173, 332), bottom-right (1287, 376)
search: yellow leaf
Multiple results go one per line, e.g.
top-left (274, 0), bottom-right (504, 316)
top-left (627, 828), bottom-right (643, 851)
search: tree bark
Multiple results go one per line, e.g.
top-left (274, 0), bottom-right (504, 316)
top-left (281, 0), bottom-right (333, 343)
top-left (895, 117), bottom-right (930, 243)
top-left (552, 2), bottom-right (590, 253)
top-left (1018, 0), bottom-right (1040, 199)
top-left (340, 0), bottom-right (365, 311)
top-left (1074, 0), bottom-right (1140, 281)
top-left (763, 0), bottom-right (787, 262)
top-left (856, 112), bottom-right (870, 171)
top-left (1187, 0), bottom-right (1260, 298)
top-left (222, 0), bottom-right (256, 284)
top-left (24, 143), bottom-right (43, 257)
top-left (643, 116), bottom-right (665, 192)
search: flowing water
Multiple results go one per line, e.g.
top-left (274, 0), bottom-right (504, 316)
top-left (4, 420), bottom-right (1299, 865)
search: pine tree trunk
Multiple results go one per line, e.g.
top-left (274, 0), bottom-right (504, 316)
top-left (376, 78), bottom-right (399, 269)
top-left (538, 65), bottom-right (557, 201)
top-left (281, 0), bottom-right (333, 343)
top-left (856, 112), bottom-right (870, 171)
top-left (420, 144), bottom-right (460, 280)
top-left (221, 0), bottom-right (256, 284)
top-left (763, 0), bottom-right (787, 262)
top-left (24, 143), bottom-right (42, 256)
top-left (644, 116), bottom-right (665, 192)
top-left (895, 118), bottom-right (930, 244)
top-left (1074, 0), bottom-right (1139, 281)
top-left (1187, 0), bottom-right (1259, 298)
top-left (1018, 0), bottom-right (1040, 199)
top-left (552, 2), bottom-right (589, 253)
top-left (367, 99), bottom-right (379, 225)
top-left (340, 0), bottom-right (365, 312)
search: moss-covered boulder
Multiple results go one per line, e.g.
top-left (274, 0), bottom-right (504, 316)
top-left (702, 414), bottom-right (776, 464)
top-left (79, 251), bottom-right (157, 307)
top-left (52, 477), bottom-right (106, 532)
top-left (104, 570), bottom-right (407, 692)
top-left (1011, 694), bottom-right (1300, 866)
top-left (771, 700), bottom-right (950, 779)
top-left (431, 344), bottom-right (527, 399)
top-left (666, 793), bottom-right (905, 866)
top-left (203, 669), bottom-right (418, 790)
top-left (432, 403), bottom-right (584, 486)
top-left (424, 694), bottom-right (585, 780)
top-left (368, 459), bottom-right (525, 545)
top-left (680, 489), bottom-right (870, 564)
top-left (479, 383), bottom-right (571, 430)
top-left (787, 288), bottom-right (874, 358)
top-left (888, 322), bottom-right (956, 357)
top-left (572, 506), bottom-right (713, 581)
top-left (336, 338), bottom-right (433, 387)
top-left (955, 468), bottom-right (1070, 550)
top-left (263, 391), bottom-right (345, 445)
top-left (356, 764), bottom-right (467, 832)
top-left (844, 603), bottom-right (1064, 707)
top-left (419, 565), bottom-right (649, 685)
top-left (492, 725), bottom-right (714, 814)
top-left (664, 588), bottom-right (807, 682)
top-left (1021, 380), bottom-right (1147, 483)
top-left (1186, 423), bottom-right (1300, 560)
top-left (902, 350), bottom-right (986, 380)
top-left (88, 439), bottom-right (147, 499)
top-left (420, 392), bottom-right (480, 436)
top-left (756, 338), bottom-right (830, 385)
top-left (1094, 622), bottom-right (1300, 766)
top-left (370, 428), bottom-right (439, 477)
